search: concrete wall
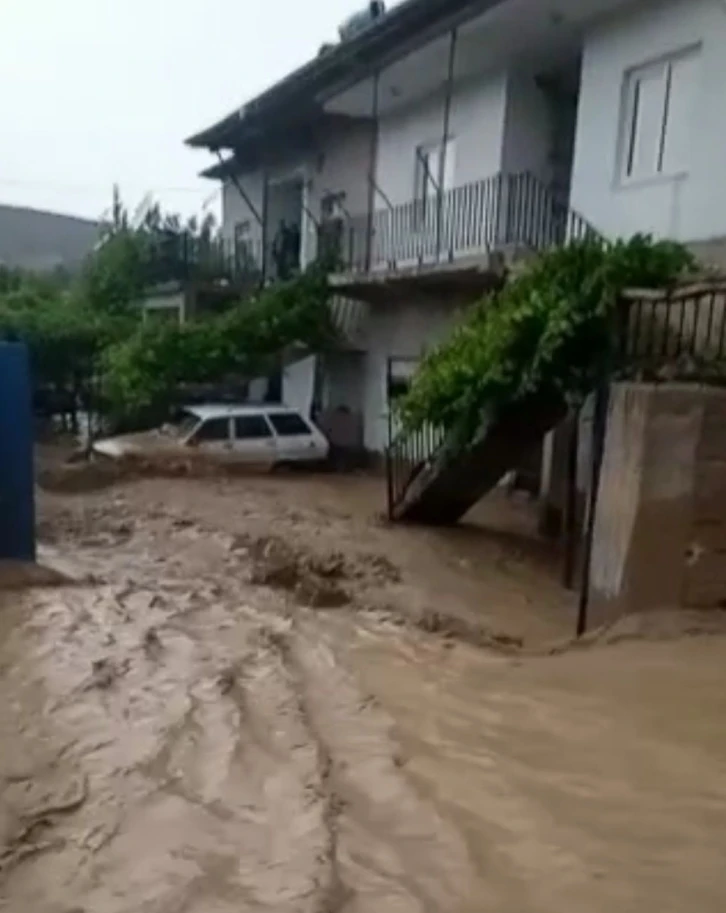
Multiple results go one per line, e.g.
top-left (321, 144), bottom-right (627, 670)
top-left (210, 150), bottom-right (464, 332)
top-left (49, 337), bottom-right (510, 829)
top-left (360, 299), bottom-right (463, 452)
top-left (590, 383), bottom-right (726, 625)
top-left (571, 0), bottom-right (726, 241)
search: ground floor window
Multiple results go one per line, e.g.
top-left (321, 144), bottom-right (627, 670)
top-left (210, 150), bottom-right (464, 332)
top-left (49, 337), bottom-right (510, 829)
top-left (386, 357), bottom-right (419, 405)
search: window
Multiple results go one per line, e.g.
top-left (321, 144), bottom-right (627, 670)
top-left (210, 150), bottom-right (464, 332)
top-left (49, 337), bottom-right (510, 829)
top-left (234, 415), bottom-right (272, 439)
top-left (193, 418), bottom-right (230, 442)
top-left (268, 412), bottom-right (311, 436)
top-left (414, 138), bottom-right (456, 203)
top-left (620, 47), bottom-right (700, 182)
top-left (387, 358), bottom-right (419, 404)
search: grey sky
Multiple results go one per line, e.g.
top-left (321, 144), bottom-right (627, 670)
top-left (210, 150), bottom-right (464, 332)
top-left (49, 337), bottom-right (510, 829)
top-left (1, 0), bottom-right (373, 222)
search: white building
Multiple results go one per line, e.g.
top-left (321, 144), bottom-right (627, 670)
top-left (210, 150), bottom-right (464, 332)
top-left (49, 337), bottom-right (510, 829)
top-left (188, 0), bottom-right (726, 456)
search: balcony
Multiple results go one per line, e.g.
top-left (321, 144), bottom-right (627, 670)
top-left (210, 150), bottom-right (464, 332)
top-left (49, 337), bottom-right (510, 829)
top-left (335, 172), bottom-right (594, 277)
top-left (143, 233), bottom-right (266, 290)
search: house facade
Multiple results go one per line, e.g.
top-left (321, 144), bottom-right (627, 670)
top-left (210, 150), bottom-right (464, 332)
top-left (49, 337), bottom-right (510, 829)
top-left (188, 0), bottom-right (726, 456)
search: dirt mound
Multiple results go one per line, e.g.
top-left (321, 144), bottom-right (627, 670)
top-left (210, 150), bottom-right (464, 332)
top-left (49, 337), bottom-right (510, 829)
top-left (416, 609), bottom-right (524, 651)
top-left (0, 560), bottom-right (76, 591)
top-left (248, 536), bottom-right (351, 609)
top-left (36, 449), bottom-right (278, 495)
top-left (245, 534), bottom-right (400, 612)
top-left (36, 459), bottom-right (125, 494)
top-left (551, 608), bottom-right (726, 654)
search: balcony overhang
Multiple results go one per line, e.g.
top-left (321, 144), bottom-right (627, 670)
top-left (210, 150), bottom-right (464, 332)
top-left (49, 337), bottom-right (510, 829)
top-left (186, 0), bottom-right (509, 152)
top-left (329, 253), bottom-right (506, 306)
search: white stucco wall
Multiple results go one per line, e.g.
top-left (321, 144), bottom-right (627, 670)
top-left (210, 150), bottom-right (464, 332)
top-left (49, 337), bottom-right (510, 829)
top-left (571, 0), bottom-right (726, 241)
top-left (374, 71), bottom-right (509, 206)
top-left (361, 300), bottom-right (463, 452)
top-left (221, 120), bottom-right (372, 259)
top-left (221, 170), bottom-right (265, 245)
top-left (500, 71), bottom-right (554, 184)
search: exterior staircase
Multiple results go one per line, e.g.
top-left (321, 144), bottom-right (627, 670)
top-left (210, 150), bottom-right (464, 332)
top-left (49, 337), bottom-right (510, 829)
top-left (386, 179), bottom-right (600, 525)
top-left (387, 393), bottom-right (567, 524)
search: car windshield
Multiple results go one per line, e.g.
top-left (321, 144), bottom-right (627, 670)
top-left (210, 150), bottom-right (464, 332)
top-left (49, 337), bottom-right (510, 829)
top-left (161, 411), bottom-right (200, 439)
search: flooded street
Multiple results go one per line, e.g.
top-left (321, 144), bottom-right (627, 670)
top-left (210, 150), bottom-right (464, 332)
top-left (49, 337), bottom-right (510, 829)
top-left (1, 463), bottom-right (726, 912)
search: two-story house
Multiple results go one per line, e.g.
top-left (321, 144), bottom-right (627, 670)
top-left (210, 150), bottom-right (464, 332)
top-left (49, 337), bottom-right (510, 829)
top-left (187, 0), bottom-right (726, 457)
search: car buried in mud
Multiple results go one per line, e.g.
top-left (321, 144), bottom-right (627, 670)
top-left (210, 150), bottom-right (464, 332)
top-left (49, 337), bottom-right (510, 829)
top-left (92, 404), bottom-right (330, 469)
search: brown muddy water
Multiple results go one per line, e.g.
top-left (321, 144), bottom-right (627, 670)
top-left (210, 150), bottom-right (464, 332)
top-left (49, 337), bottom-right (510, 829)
top-left (1, 461), bottom-right (726, 912)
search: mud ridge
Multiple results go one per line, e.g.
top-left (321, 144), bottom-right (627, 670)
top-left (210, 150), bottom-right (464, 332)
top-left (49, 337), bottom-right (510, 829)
top-left (546, 608), bottom-right (726, 656)
top-left (256, 626), bottom-right (352, 913)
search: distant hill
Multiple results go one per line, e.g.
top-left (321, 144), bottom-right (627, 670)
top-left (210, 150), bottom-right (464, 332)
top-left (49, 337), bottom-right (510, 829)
top-left (0, 204), bottom-right (99, 272)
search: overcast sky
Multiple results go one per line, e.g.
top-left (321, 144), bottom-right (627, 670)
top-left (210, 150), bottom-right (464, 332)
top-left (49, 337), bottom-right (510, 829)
top-left (0, 0), bottom-right (375, 222)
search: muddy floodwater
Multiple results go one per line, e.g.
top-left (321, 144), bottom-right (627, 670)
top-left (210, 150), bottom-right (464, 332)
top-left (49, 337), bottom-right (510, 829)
top-left (2, 460), bottom-right (726, 912)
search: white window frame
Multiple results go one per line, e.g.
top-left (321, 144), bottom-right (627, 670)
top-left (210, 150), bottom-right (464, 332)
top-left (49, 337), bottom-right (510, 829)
top-left (618, 45), bottom-right (700, 186)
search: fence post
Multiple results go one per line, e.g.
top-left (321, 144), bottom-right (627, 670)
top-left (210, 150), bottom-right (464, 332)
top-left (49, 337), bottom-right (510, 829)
top-left (576, 382), bottom-right (610, 636)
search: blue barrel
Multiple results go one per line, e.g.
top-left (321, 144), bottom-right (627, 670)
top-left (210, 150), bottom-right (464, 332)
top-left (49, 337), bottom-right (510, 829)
top-left (0, 342), bottom-right (36, 561)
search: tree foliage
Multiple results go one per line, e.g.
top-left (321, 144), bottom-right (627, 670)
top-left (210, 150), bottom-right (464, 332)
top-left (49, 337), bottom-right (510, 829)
top-left (0, 193), bottom-right (336, 428)
top-left (399, 235), bottom-right (696, 442)
top-left (101, 267), bottom-right (337, 422)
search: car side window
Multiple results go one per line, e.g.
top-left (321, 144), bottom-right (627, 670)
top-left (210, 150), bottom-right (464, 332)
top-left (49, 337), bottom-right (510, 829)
top-left (268, 412), bottom-right (311, 436)
top-left (234, 415), bottom-right (273, 439)
top-left (193, 418), bottom-right (230, 442)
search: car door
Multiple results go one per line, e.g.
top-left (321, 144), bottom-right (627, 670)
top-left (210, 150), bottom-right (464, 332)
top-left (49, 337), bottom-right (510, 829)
top-left (232, 413), bottom-right (277, 464)
top-left (267, 410), bottom-right (320, 462)
top-left (189, 417), bottom-right (233, 457)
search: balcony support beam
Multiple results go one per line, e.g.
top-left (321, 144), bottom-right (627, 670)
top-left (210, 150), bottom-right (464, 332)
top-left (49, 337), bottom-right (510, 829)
top-left (365, 71), bottom-right (381, 272)
top-left (216, 150), bottom-right (263, 227)
top-left (436, 28), bottom-right (458, 262)
top-left (261, 169), bottom-right (270, 285)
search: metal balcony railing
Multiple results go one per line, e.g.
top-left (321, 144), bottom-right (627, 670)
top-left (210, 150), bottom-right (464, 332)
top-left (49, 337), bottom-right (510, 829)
top-left (340, 171), bottom-right (597, 274)
top-left (143, 234), bottom-right (266, 288)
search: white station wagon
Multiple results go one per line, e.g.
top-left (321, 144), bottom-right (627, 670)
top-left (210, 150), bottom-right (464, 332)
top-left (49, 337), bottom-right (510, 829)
top-left (93, 404), bottom-right (330, 467)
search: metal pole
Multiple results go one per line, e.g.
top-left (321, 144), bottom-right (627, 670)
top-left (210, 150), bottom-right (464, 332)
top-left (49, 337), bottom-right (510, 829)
top-left (386, 357), bottom-right (394, 518)
top-left (365, 72), bottom-right (380, 272)
top-left (562, 413), bottom-right (580, 590)
top-left (260, 170), bottom-right (270, 285)
top-left (576, 385), bottom-right (610, 637)
top-left (436, 28), bottom-right (457, 262)
top-left (214, 151), bottom-right (263, 227)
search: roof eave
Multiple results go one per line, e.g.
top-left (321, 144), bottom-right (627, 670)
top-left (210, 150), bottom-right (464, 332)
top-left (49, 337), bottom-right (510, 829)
top-left (186, 0), bottom-right (499, 151)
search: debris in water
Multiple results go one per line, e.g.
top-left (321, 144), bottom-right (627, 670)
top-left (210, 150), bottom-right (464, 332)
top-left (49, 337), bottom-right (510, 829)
top-left (217, 665), bottom-right (237, 695)
top-left (142, 626), bottom-right (163, 658)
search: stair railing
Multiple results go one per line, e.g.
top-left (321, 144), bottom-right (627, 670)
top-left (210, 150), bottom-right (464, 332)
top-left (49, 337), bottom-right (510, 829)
top-left (386, 421), bottom-right (446, 519)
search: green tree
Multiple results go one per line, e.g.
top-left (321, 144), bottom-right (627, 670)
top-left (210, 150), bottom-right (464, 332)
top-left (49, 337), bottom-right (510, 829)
top-left (399, 235), bottom-right (696, 443)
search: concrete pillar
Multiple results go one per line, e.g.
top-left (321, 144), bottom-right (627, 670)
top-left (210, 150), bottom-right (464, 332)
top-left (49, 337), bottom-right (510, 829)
top-left (589, 383), bottom-right (726, 626)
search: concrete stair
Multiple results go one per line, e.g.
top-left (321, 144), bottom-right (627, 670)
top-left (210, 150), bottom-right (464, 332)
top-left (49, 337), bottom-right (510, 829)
top-left (390, 392), bottom-right (567, 525)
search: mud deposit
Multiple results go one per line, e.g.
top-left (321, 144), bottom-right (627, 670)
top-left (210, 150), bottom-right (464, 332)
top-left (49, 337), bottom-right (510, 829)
top-left (2, 465), bottom-right (726, 912)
